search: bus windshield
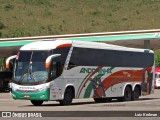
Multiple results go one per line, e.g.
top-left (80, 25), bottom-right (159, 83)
top-left (13, 51), bottom-right (50, 85)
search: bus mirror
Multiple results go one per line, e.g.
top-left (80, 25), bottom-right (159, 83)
top-left (6, 55), bottom-right (17, 69)
top-left (45, 54), bottom-right (61, 69)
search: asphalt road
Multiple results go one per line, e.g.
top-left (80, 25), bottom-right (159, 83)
top-left (1, 89), bottom-right (160, 119)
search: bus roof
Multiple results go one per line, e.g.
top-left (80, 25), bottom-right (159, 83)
top-left (20, 39), bottom-right (153, 53)
top-left (20, 39), bottom-right (72, 50)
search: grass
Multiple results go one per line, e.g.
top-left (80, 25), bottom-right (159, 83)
top-left (0, 0), bottom-right (160, 38)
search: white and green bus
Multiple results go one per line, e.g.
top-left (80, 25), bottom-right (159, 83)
top-left (6, 40), bottom-right (154, 106)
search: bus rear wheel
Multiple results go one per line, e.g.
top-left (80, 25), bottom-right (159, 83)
top-left (123, 86), bottom-right (132, 101)
top-left (118, 86), bottom-right (132, 102)
top-left (132, 86), bottom-right (140, 101)
top-left (59, 88), bottom-right (73, 106)
top-left (31, 100), bottom-right (43, 106)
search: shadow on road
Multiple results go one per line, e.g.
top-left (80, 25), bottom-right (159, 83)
top-left (0, 91), bottom-right (10, 93)
top-left (138, 97), bottom-right (160, 101)
top-left (25, 101), bottom-right (97, 107)
top-left (23, 97), bottom-right (160, 107)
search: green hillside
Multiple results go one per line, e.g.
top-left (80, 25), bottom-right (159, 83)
top-left (0, 0), bottom-right (160, 38)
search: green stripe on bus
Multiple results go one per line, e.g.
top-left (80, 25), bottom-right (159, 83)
top-left (83, 67), bottom-right (115, 98)
top-left (76, 73), bottom-right (90, 98)
top-left (83, 73), bottom-right (104, 98)
top-left (83, 83), bottom-right (93, 98)
top-left (12, 88), bottom-right (50, 100)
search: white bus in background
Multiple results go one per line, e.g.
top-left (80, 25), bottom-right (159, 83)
top-left (6, 40), bottom-right (154, 106)
top-left (155, 68), bottom-right (160, 89)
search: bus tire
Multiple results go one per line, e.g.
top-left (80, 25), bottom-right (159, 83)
top-left (123, 86), bottom-right (132, 101)
top-left (132, 86), bottom-right (140, 101)
top-left (118, 86), bottom-right (132, 102)
top-left (31, 100), bottom-right (43, 106)
top-left (59, 88), bottom-right (73, 106)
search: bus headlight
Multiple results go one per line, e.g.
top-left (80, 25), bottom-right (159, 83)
top-left (8, 82), bottom-right (12, 89)
top-left (12, 83), bottom-right (17, 91)
top-left (37, 83), bottom-right (50, 92)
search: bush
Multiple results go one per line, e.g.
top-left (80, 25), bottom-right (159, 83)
top-left (0, 22), bottom-right (5, 29)
top-left (23, 0), bottom-right (49, 5)
top-left (0, 32), bottom-right (2, 37)
top-left (4, 4), bottom-right (14, 11)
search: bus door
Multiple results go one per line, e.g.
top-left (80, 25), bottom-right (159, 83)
top-left (49, 58), bottom-right (63, 100)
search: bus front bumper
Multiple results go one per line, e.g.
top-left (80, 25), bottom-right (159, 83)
top-left (11, 88), bottom-right (50, 101)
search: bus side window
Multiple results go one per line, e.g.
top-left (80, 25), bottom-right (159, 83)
top-left (56, 61), bottom-right (62, 76)
top-left (50, 61), bottom-right (62, 80)
top-left (67, 62), bottom-right (76, 70)
top-left (50, 62), bottom-right (57, 80)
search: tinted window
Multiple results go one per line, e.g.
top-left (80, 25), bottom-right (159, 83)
top-left (54, 47), bottom-right (70, 65)
top-left (32, 52), bottom-right (50, 62)
top-left (69, 47), bottom-right (154, 67)
top-left (18, 51), bottom-right (50, 62)
top-left (18, 51), bottom-right (31, 62)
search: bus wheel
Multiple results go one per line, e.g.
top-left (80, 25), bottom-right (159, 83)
top-left (31, 100), bottom-right (43, 106)
top-left (123, 86), bottom-right (132, 101)
top-left (59, 88), bottom-right (73, 106)
top-left (118, 86), bottom-right (132, 102)
top-left (132, 86), bottom-right (140, 101)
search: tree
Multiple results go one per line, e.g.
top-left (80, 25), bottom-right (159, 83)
top-left (0, 58), bottom-right (6, 71)
top-left (154, 50), bottom-right (160, 67)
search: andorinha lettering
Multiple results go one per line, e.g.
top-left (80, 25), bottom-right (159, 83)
top-left (80, 68), bottom-right (112, 74)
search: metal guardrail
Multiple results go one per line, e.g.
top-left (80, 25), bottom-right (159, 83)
top-left (0, 29), bottom-right (160, 42)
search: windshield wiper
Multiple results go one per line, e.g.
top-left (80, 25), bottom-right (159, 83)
top-left (18, 69), bottom-right (29, 84)
top-left (19, 64), bottom-right (38, 84)
top-left (18, 52), bottom-right (37, 84)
